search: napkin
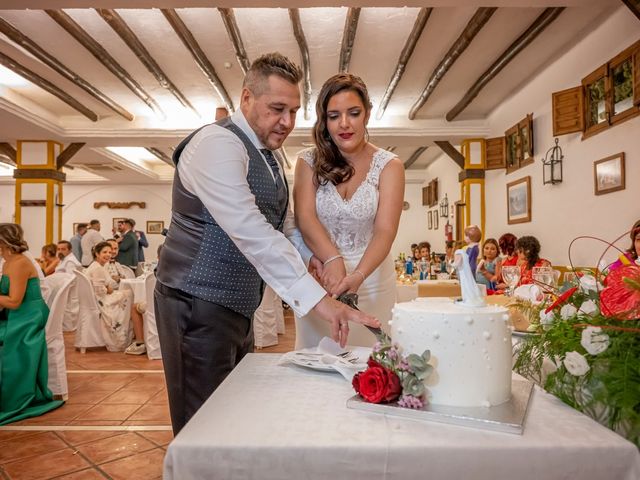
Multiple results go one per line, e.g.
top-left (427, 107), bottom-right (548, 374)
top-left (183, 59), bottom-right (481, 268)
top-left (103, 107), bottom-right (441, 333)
top-left (279, 336), bottom-right (371, 381)
top-left (514, 284), bottom-right (544, 304)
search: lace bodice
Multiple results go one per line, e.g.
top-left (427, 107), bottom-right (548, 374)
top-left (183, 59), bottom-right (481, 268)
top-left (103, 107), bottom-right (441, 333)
top-left (299, 147), bottom-right (396, 257)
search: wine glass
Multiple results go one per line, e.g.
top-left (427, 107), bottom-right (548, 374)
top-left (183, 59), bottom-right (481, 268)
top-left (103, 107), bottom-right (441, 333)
top-left (532, 266), bottom-right (554, 290)
top-left (502, 266), bottom-right (521, 297)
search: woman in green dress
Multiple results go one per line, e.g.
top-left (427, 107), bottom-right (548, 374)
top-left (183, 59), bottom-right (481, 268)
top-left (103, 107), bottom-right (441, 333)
top-left (0, 223), bottom-right (63, 424)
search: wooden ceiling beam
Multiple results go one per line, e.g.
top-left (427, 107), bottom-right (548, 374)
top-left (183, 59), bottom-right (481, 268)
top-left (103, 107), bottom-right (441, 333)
top-left (289, 8), bottom-right (312, 120)
top-left (0, 17), bottom-right (133, 121)
top-left (96, 9), bottom-right (199, 117)
top-left (145, 147), bottom-right (173, 166)
top-left (0, 50), bottom-right (98, 121)
top-left (434, 141), bottom-right (465, 169)
top-left (409, 8), bottom-right (497, 120)
top-left (218, 8), bottom-right (250, 74)
top-left (0, 143), bottom-right (16, 165)
top-left (622, 0), bottom-right (640, 21)
top-left (404, 146), bottom-right (428, 169)
top-left (376, 8), bottom-right (432, 120)
top-left (57, 142), bottom-right (85, 169)
top-left (446, 7), bottom-right (564, 121)
top-left (161, 9), bottom-right (234, 113)
top-left (339, 7), bottom-right (360, 73)
top-left (46, 9), bottom-right (165, 119)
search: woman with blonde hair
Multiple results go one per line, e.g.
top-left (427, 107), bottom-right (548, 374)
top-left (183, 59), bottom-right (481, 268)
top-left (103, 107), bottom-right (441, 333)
top-left (0, 223), bottom-right (63, 424)
top-left (294, 73), bottom-right (404, 347)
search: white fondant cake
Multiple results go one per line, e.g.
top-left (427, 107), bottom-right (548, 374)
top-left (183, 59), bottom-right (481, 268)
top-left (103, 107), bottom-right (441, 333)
top-left (390, 297), bottom-right (512, 407)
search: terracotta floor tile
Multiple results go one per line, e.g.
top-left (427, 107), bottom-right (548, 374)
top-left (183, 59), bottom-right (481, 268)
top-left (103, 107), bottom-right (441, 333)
top-left (67, 420), bottom-right (124, 426)
top-left (0, 430), bottom-right (41, 442)
top-left (137, 431), bottom-right (173, 447)
top-left (146, 390), bottom-right (168, 405)
top-left (14, 404), bottom-right (93, 426)
top-left (67, 390), bottom-right (114, 405)
top-left (56, 430), bottom-right (122, 446)
top-left (0, 431), bottom-right (67, 463)
top-left (76, 432), bottom-right (156, 465)
top-left (76, 404), bottom-right (142, 421)
top-left (126, 404), bottom-right (170, 423)
top-left (50, 468), bottom-right (107, 479)
top-left (120, 420), bottom-right (171, 426)
top-left (101, 389), bottom-right (158, 405)
top-left (3, 447), bottom-right (90, 480)
top-left (98, 448), bottom-right (165, 480)
top-left (127, 374), bottom-right (165, 388)
top-left (86, 374), bottom-right (139, 389)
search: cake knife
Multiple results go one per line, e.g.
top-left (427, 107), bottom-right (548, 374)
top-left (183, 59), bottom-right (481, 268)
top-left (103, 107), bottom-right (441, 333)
top-left (336, 292), bottom-right (384, 339)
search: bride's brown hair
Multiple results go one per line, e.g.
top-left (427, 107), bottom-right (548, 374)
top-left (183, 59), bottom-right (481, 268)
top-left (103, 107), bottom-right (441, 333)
top-left (312, 73), bottom-right (372, 186)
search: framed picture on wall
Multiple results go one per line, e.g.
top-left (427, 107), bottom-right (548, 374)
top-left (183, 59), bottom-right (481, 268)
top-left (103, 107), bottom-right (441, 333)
top-left (506, 176), bottom-right (531, 224)
top-left (147, 220), bottom-right (165, 234)
top-left (433, 210), bottom-right (439, 230)
top-left (428, 211), bottom-right (433, 230)
top-left (594, 153), bottom-right (625, 195)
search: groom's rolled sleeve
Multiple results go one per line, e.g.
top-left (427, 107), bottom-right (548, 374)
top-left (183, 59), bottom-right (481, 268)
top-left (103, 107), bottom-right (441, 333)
top-left (178, 128), bottom-right (326, 317)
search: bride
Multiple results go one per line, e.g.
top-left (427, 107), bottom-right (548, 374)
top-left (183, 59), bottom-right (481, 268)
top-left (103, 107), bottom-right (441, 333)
top-left (294, 73), bottom-right (404, 348)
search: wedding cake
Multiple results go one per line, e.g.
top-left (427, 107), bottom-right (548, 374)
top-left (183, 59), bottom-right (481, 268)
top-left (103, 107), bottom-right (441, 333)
top-left (390, 297), bottom-right (512, 407)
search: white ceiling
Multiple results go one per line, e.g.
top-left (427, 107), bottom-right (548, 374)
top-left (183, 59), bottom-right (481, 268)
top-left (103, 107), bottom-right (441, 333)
top-left (0, 0), bottom-right (623, 183)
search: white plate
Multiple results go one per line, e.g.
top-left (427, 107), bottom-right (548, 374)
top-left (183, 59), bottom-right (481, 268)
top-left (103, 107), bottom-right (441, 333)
top-left (287, 355), bottom-right (341, 373)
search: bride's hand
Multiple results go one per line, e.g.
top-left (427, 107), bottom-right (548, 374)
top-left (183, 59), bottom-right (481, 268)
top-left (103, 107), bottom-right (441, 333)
top-left (308, 255), bottom-right (324, 281)
top-left (333, 271), bottom-right (364, 296)
top-left (320, 259), bottom-right (346, 295)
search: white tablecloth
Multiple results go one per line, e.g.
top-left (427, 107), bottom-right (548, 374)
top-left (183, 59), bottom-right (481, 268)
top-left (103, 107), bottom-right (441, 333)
top-left (120, 277), bottom-right (146, 303)
top-left (165, 354), bottom-right (640, 480)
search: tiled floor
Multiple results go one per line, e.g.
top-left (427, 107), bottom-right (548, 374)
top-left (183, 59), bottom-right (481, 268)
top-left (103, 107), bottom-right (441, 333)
top-left (0, 309), bottom-right (296, 479)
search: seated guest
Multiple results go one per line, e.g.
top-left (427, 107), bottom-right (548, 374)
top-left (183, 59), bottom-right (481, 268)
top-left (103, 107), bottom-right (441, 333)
top-left (418, 241), bottom-right (431, 260)
top-left (86, 242), bottom-right (146, 354)
top-left (498, 233), bottom-right (518, 267)
top-left (0, 223), bottom-right (63, 424)
top-left (475, 238), bottom-right (502, 290)
top-left (609, 219), bottom-right (640, 270)
top-left (55, 240), bottom-right (81, 274)
top-left (515, 235), bottom-right (551, 285)
top-left (105, 239), bottom-right (131, 284)
top-left (463, 225), bottom-right (482, 272)
top-left (410, 243), bottom-right (419, 261)
top-left (37, 243), bottom-right (60, 276)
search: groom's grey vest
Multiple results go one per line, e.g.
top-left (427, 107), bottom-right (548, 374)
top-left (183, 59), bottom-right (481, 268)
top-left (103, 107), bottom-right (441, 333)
top-left (156, 117), bottom-right (289, 318)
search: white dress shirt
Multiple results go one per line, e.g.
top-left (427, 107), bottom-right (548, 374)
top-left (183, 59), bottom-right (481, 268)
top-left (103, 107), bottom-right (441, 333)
top-left (55, 253), bottom-right (82, 274)
top-left (81, 229), bottom-right (104, 266)
top-left (177, 109), bottom-right (324, 317)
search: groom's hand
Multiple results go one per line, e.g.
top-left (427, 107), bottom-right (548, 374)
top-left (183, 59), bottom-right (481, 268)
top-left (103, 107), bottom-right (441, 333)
top-left (312, 295), bottom-right (380, 348)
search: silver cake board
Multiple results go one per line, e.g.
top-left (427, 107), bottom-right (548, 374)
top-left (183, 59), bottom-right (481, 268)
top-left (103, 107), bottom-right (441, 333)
top-left (347, 377), bottom-right (534, 435)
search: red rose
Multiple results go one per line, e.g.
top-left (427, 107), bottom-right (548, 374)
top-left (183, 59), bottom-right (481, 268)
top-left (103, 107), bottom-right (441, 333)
top-left (352, 362), bottom-right (402, 404)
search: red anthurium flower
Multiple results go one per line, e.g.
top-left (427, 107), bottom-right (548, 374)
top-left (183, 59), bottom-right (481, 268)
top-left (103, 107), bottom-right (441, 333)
top-left (545, 287), bottom-right (578, 314)
top-left (600, 265), bottom-right (640, 320)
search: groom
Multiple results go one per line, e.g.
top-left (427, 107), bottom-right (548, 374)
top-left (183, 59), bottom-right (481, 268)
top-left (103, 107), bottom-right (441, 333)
top-left (155, 52), bottom-right (379, 434)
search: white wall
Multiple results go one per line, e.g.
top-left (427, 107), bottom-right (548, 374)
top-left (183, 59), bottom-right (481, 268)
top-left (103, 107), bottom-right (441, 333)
top-left (0, 183), bottom-right (172, 261)
top-left (392, 181), bottom-right (429, 257)
top-left (485, 7), bottom-right (640, 267)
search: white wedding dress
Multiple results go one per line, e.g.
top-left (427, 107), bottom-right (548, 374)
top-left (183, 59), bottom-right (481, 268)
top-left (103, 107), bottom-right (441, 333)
top-left (294, 147), bottom-right (397, 348)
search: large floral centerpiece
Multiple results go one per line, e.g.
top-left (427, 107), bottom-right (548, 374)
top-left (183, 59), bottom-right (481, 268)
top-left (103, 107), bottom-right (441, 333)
top-left (513, 264), bottom-right (640, 447)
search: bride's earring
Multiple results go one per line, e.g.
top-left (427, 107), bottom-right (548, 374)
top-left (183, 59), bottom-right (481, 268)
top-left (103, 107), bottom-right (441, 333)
top-left (365, 128), bottom-right (370, 143)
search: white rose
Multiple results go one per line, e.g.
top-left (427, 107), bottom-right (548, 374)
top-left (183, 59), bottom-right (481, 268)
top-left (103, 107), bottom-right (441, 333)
top-left (580, 326), bottom-right (609, 355)
top-left (560, 304), bottom-right (577, 320)
top-left (539, 309), bottom-right (554, 326)
top-left (579, 275), bottom-right (600, 293)
top-left (563, 351), bottom-right (590, 376)
top-left (580, 299), bottom-right (599, 316)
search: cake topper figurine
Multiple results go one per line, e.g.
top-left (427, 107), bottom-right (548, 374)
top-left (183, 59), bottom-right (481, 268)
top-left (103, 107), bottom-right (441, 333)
top-left (453, 249), bottom-right (486, 307)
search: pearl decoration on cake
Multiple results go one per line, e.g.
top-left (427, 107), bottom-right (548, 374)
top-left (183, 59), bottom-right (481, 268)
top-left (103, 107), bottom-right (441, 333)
top-left (483, 331), bottom-right (492, 340)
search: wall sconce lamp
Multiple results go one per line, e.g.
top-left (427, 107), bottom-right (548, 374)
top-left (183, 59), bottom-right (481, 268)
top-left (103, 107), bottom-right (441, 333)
top-left (542, 138), bottom-right (563, 185)
top-left (439, 193), bottom-right (449, 218)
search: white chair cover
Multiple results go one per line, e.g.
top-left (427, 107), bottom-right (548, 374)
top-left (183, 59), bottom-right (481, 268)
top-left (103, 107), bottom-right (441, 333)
top-left (275, 295), bottom-right (285, 335)
top-left (143, 273), bottom-right (162, 360)
top-left (73, 270), bottom-right (106, 352)
top-left (253, 286), bottom-right (279, 348)
top-left (43, 272), bottom-right (79, 332)
top-left (121, 265), bottom-right (135, 279)
top-left (45, 274), bottom-right (74, 398)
